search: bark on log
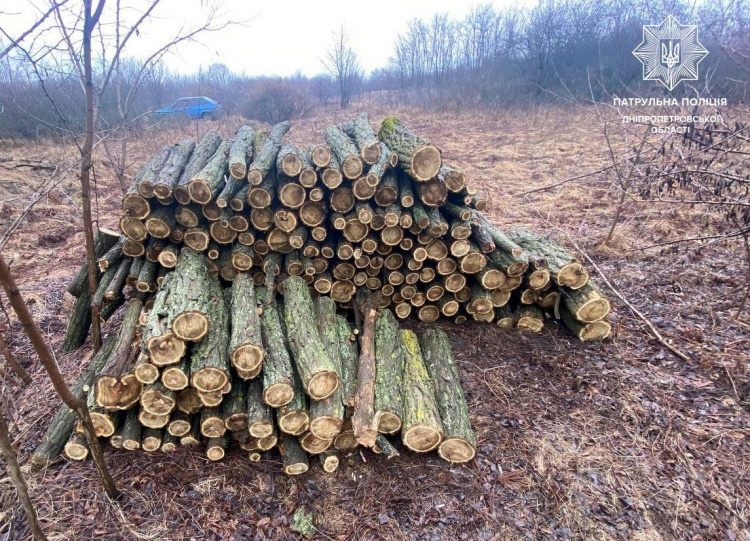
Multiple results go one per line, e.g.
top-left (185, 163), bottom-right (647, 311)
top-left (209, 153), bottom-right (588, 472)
top-left (347, 113), bottom-right (381, 165)
top-left (281, 276), bottom-right (339, 400)
top-left (247, 378), bottom-right (274, 437)
top-left (187, 140), bottom-right (229, 204)
top-left (154, 139), bottom-right (196, 198)
top-left (561, 280), bottom-right (610, 323)
top-left (378, 117), bottom-right (441, 181)
top-left (281, 434), bottom-right (309, 475)
top-left (174, 131), bottom-right (222, 205)
top-left (229, 126), bottom-right (255, 179)
top-left (247, 121), bottom-right (290, 185)
top-left (122, 164), bottom-right (151, 219)
top-left (400, 329), bottom-right (443, 452)
top-left (277, 142), bottom-right (304, 176)
top-left (373, 309), bottom-right (404, 434)
top-left (67, 228), bottom-right (120, 297)
top-left (421, 328), bottom-right (476, 463)
top-left (189, 273), bottom-right (230, 392)
top-left (277, 366), bottom-right (310, 436)
top-left (168, 250), bottom-right (211, 341)
top-left (335, 315), bottom-right (358, 409)
top-left (308, 297), bottom-right (344, 440)
top-left (224, 376), bottom-right (248, 432)
top-left (325, 126), bottom-right (363, 180)
top-left (143, 272), bottom-right (187, 367)
top-left (560, 307), bottom-right (611, 340)
top-left (138, 145), bottom-right (172, 197)
top-left (259, 294), bottom-right (295, 408)
top-left (229, 273), bottom-right (264, 376)
top-left (352, 296), bottom-right (379, 447)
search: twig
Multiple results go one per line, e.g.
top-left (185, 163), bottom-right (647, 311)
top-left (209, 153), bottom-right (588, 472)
top-left (514, 165), bottom-right (612, 197)
top-left (560, 232), bottom-right (692, 363)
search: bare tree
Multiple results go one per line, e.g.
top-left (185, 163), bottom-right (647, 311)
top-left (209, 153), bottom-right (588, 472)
top-left (322, 26), bottom-right (363, 109)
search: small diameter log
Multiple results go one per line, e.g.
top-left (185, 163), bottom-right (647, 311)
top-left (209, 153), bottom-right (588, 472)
top-left (373, 309), bottom-right (404, 434)
top-left (229, 125), bottom-right (255, 179)
top-left (325, 126), bottom-right (364, 180)
top-left (189, 274), bottom-right (230, 393)
top-left (400, 329), bottom-right (443, 452)
top-left (173, 131), bottom-right (222, 204)
top-left (135, 355), bottom-right (159, 385)
top-left (249, 170), bottom-right (276, 209)
top-left (561, 280), bottom-right (610, 323)
top-left (308, 297), bottom-right (345, 440)
top-left (299, 432), bottom-right (333, 454)
top-left (231, 243), bottom-right (254, 271)
top-left (64, 432), bottom-right (89, 460)
top-left (177, 388), bottom-right (203, 414)
top-left (161, 432), bottom-right (179, 453)
top-left (169, 249), bottom-right (211, 341)
top-left (311, 144), bottom-right (331, 168)
top-left (136, 259), bottom-right (157, 292)
top-left (247, 121), bottom-right (290, 185)
top-left (398, 172), bottom-right (414, 208)
top-left (206, 436), bottom-right (228, 461)
top-left (560, 307), bottom-right (611, 341)
top-left (439, 165), bottom-right (466, 193)
top-left (31, 338), bottom-right (116, 467)
top-left (229, 273), bottom-right (264, 376)
top-left (188, 140), bottom-right (229, 204)
top-left (351, 296), bottom-right (379, 448)
top-left (143, 272), bottom-right (186, 367)
top-left (97, 237), bottom-right (125, 272)
top-left (224, 377), bottom-right (248, 431)
top-left (200, 406), bottom-right (226, 438)
top-left (231, 184), bottom-right (250, 211)
top-left (495, 304), bottom-right (516, 328)
top-left (123, 165), bottom-right (151, 218)
top-left (508, 229), bottom-right (588, 289)
top-left (259, 295), bottom-right (295, 408)
top-left (281, 435), bottom-right (309, 475)
top-left (140, 380), bottom-right (176, 416)
top-left (120, 408), bottom-right (142, 450)
top-left (378, 116), bottom-right (441, 181)
top-left (277, 143), bottom-right (304, 176)
top-left (348, 113), bottom-right (381, 165)
top-left (94, 300), bottom-right (143, 410)
top-left (421, 328), bottom-right (476, 463)
top-left (167, 411), bottom-right (192, 437)
top-left (281, 276), bottom-right (340, 400)
top-left (247, 378), bottom-right (274, 438)
top-left (375, 434), bottom-right (400, 459)
top-left (319, 451), bottom-right (340, 472)
top-left (141, 428), bottom-right (163, 452)
top-left (138, 145), bottom-right (172, 197)
top-left (321, 152), bottom-right (343, 189)
top-left (277, 368), bottom-right (310, 436)
top-left (180, 417), bottom-right (202, 447)
top-left (517, 304), bottom-right (544, 332)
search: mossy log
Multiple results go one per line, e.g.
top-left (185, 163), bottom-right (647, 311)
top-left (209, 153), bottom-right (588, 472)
top-left (281, 276), bottom-right (340, 400)
top-left (31, 338), bottom-right (116, 467)
top-left (325, 126), bottom-right (363, 180)
top-left (421, 328), bottom-right (476, 463)
top-left (378, 116), bottom-right (441, 181)
top-left (229, 273), bottom-right (264, 376)
top-left (373, 309), bottom-right (404, 435)
top-left (259, 295), bottom-right (295, 408)
top-left (281, 435), bottom-right (309, 475)
top-left (154, 139), bottom-right (196, 198)
top-left (174, 131), bottom-right (222, 204)
top-left (247, 121), bottom-right (290, 185)
top-left (336, 315), bottom-right (358, 409)
top-left (190, 273), bottom-right (230, 393)
top-left (400, 329), bottom-right (443, 452)
top-left (188, 140), bottom-right (229, 204)
top-left (229, 126), bottom-right (255, 179)
top-left (168, 249), bottom-right (211, 341)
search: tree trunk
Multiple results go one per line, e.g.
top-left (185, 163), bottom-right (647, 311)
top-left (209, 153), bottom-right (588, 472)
top-left (420, 328), bottom-right (476, 463)
top-left (400, 329), bottom-right (443, 452)
top-left (373, 309), bottom-right (403, 434)
top-left (281, 276), bottom-right (339, 400)
top-left (378, 116), bottom-right (441, 181)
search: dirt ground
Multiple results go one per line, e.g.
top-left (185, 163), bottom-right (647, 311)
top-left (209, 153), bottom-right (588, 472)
top-left (0, 103), bottom-right (748, 540)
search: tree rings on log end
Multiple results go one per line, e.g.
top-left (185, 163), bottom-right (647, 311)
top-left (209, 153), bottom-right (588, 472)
top-left (410, 144), bottom-right (442, 181)
top-left (376, 411), bottom-right (402, 435)
top-left (191, 367), bottom-right (229, 394)
top-left (438, 438), bottom-right (476, 463)
top-left (299, 432), bottom-right (333, 454)
top-left (307, 371), bottom-right (340, 401)
top-left (171, 311), bottom-right (210, 342)
top-left (231, 343), bottom-right (264, 375)
top-left (147, 332), bottom-right (186, 366)
top-left (279, 411), bottom-right (309, 436)
top-left (403, 425), bottom-right (442, 453)
top-left (263, 383), bottom-right (294, 408)
top-left (162, 366), bottom-right (189, 391)
top-left (309, 417), bottom-right (343, 441)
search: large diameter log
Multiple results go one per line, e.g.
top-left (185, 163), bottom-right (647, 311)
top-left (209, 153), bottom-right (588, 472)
top-left (562, 280), bottom-right (610, 323)
top-left (416, 178), bottom-right (448, 207)
top-left (421, 328), bottom-right (476, 463)
top-left (560, 307), bottom-right (612, 341)
top-left (325, 126), bottom-right (364, 180)
top-left (229, 273), bottom-right (264, 376)
top-left (190, 274), bottom-right (230, 392)
top-left (122, 164), bottom-right (151, 218)
top-left (277, 142), bottom-right (303, 176)
top-left (174, 131), bottom-right (222, 204)
top-left (154, 139), bottom-right (196, 198)
top-left (400, 329), bottom-right (443, 452)
top-left (94, 299), bottom-right (143, 410)
top-left (378, 116), bottom-right (441, 181)
top-left (229, 125), bottom-right (255, 179)
top-left (308, 297), bottom-right (344, 440)
top-left (281, 276), bottom-right (340, 400)
top-left (373, 309), bottom-right (403, 434)
top-left (31, 338), bottom-right (116, 467)
top-left (247, 121), bottom-right (290, 185)
top-left (168, 249), bottom-right (211, 341)
top-left (188, 140), bottom-right (229, 204)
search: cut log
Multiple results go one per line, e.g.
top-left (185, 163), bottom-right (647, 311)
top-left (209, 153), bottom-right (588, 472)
top-left (345, 113), bottom-right (381, 165)
top-left (138, 145), bottom-right (172, 197)
top-left (134, 354), bottom-right (159, 384)
top-left (167, 411), bottom-right (192, 437)
top-left (180, 417), bottom-right (202, 447)
top-left (154, 139), bottom-right (196, 198)
top-left (200, 406), bottom-right (226, 438)
top-left (64, 432), bottom-right (88, 460)
top-left (277, 143), bottom-right (303, 176)
top-left (351, 295), bottom-right (379, 448)
top-left (281, 435), bottom-right (309, 475)
top-left (517, 304), bottom-right (544, 332)
top-left (335, 315), bottom-right (358, 409)
top-left (373, 309), bottom-right (404, 434)
top-left (421, 328), bottom-right (476, 463)
top-left (400, 329), bottom-right (443, 452)
top-left (224, 376), bottom-right (248, 431)
top-left (206, 435), bottom-right (228, 461)
top-left (281, 276), bottom-right (340, 400)
top-left (229, 273), bottom-right (264, 376)
top-left (248, 170), bottom-right (276, 209)
top-left (140, 428), bottom-right (162, 452)
top-left (247, 379), bottom-right (274, 437)
top-left (311, 144), bottom-right (331, 168)
top-left (187, 140), bottom-right (229, 204)
top-left (229, 126), bottom-right (255, 179)
top-left (122, 164), bottom-right (152, 218)
top-left (177, 388), bottom-right (202, 414)
top-left (167, 250), bottom-right (211, 341)
top-left (67, 228), bottom-right (120, 297)
top-left (416, 178), bottom-right (448, 207)
top-left (161, 357), bottom-right (189, 391)
top-left (562, 280), bottom-right (610, 322)
top-left (173, 131), bottom-right (222, 204)
top-left (94, 299), bottom-right (143, 410)
top-left (321, 151), bottom-right (343, 189)
top-left (143, 272), bottom-right (187, 367)
top-left (277, 367), bottom-right (309, 436)
top-left (319, 451), bottom-right (340, 472)
top-left (378, 116), bottom-right (441, 181)
top-left (299, 432), bottom-right (333, 454)
top-left (259, 295), bottom-right (295, 408)
top-left (190, 273), bottom-right (230, 392)
top-left (140, 380), bottom-right (176, 416)
top-left (325, 126), bottom-right (363, 180)
top-left (247, 121), bottom-right (290, 185)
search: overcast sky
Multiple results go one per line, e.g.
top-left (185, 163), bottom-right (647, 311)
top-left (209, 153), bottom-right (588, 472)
top-left (3, 0), bottom-right (529, 77)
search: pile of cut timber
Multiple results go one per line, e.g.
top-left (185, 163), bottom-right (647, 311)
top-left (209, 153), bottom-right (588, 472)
top-left (60, 114), bottom-right (611, 356)
top-left (36, 265), bottom-right (476, 473)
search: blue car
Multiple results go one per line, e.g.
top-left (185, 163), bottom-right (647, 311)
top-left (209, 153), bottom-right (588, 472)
top-left (154, 96), bottom-right (221, 119)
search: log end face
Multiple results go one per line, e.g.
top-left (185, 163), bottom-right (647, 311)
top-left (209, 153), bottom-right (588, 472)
top-left (249, 422), bottom-right (275, 439)
top-left (579, 320), bottom-right (612, 341)
top-left (411, 145), bottom-right (442, 181)
top-left (438, 438), bottom-right (476, 463)
top-left (64, 440), bottom-right (89, 461)
top-left (279, 411), bottom-right (310, 436)
top-left (307, 371), bottom-right (340, 400)
top-left (579, 298), bottom-right (611, 323)
top-left (207, 447), bottom-right (225, 461)
top-left (377, 412), bottom-right (402, 435)
top-left (172, 312), bottom-right (210, 342)
top-left (231, 344), bottom-right (264, 374)
top-left (342, 156), bottom-right (364, 180)
top-left (191, 367), bottom-right (229, 394)
top-left (147, 333), bottom-right (186, 366)
top-left (284, 463), bottom-right (309, 475)
top-left (310, 417), bottom-right (344, 441)
top-left (403, 425), bottom-right (442, 453)
top-left (263, 383), bottom-right (294, 408)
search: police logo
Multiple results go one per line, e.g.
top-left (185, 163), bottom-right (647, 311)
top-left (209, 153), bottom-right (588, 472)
top-left (633, 15), bottom-right (708, 91)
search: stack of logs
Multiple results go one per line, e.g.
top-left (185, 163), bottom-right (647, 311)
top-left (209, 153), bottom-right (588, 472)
top-left (35, 261), bottom-right (476, 474)
top-left (60, 113), bottom-right (611, 357)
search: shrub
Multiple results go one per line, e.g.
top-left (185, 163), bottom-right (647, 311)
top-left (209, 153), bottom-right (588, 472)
top-left (242, 79), bottom-right (311, 125)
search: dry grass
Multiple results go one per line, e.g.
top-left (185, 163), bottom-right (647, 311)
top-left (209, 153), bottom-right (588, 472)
top-left (0, 104), bottom-right (748, 540)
